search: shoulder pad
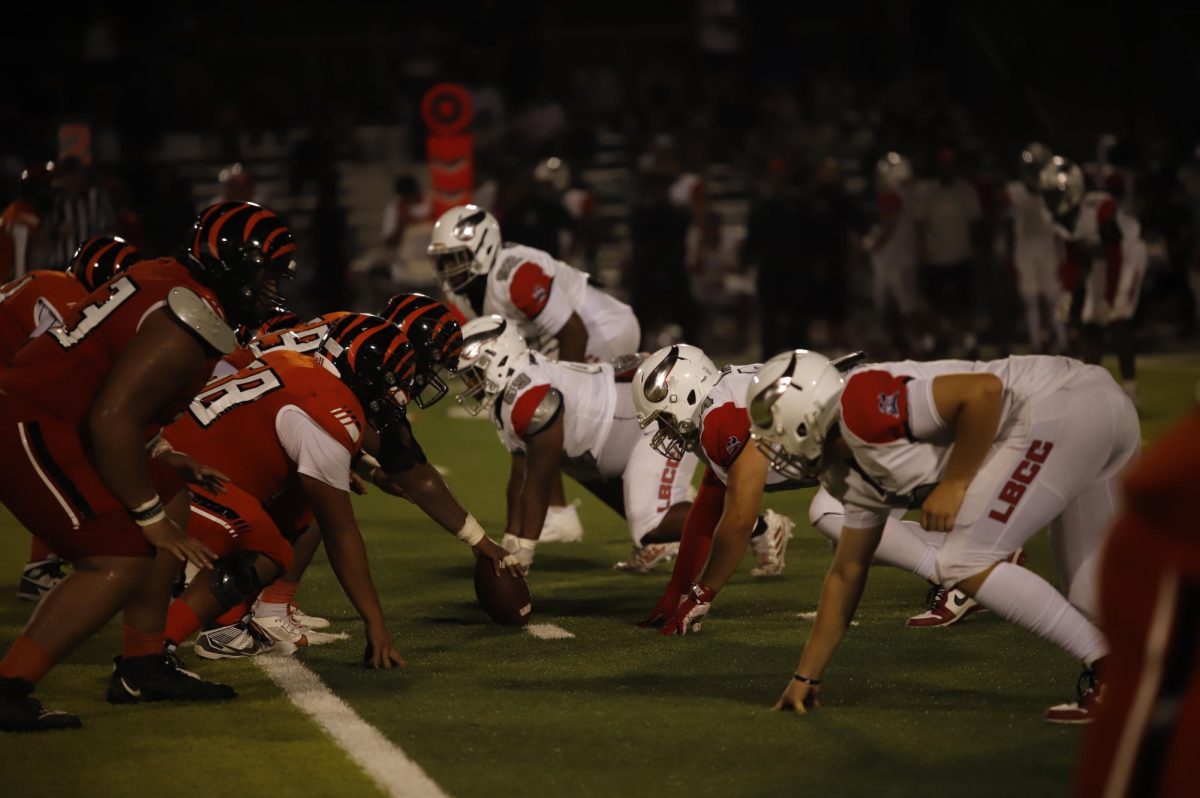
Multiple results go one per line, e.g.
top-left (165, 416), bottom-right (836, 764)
top-left (525, 387), bottom-right (563, 436)
top-left (167, 287), bottom-right (236, 354)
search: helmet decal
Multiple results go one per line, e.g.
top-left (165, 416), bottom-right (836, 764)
top-left (643, 344), bottom-right (679, 403)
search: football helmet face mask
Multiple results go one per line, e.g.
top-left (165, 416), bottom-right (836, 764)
top-left (455, 315), bottom-right (529, 416)
top-left (1038, 157), bottom-right (1085, 218)
top-left (632, 344), bottom-right (719, 461)
top-left (747, 350), bottom-right (846, 480)
top-left (1019, 142), bottom-right (1053, 189)
top-left (381, 292), bottom-right (464, 409)
top-left (67, 235), bottom-right (142, 292)
top-left (187, 201), bottom-right (298, 328)
top-left (427, 205), bottom-right (501, 292)
top-left (318, 313), bottom-right (417, 433)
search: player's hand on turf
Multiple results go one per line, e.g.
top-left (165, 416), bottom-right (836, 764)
top-left (773, 679), bottom-right (821, 713)
top-left (473, 536), bottom-right (523, 578)
top-left (363, 623), bottom-right (407, 670)
top-left (141, 516), bottom-right (216, 569)
top-left (349, 471), bottom-right (369, 495)
top-left (920, 479), bottom-right (968, 533)
top-left (661, 583), bottom-right (717, 636)
top-left (639, 588), bottom-right (686, 628)
top-left (159, 450), bottom-right (230, 494)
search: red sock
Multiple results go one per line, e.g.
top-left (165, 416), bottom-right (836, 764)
top-left (29, 537), bottom-right (53, 563)
top-left (258, 579), bottom-right (298, 607)
top-left (122, 625), bottom-right (165, 659)
top-left (0, 636), bottom-right (56, 684)
top-left (164, 601), bottom-right (203, 646)
top-left (215, 599), bottom-right (251, 627)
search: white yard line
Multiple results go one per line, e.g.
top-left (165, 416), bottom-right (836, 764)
top-left (525, 623), bottom-right (575, 640)
top-left (255, 656), bottom-right (449, 798)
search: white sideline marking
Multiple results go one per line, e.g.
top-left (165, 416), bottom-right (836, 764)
top-left (797, 611), bottom-right (859, 628)
top-left (525, 623), bottom-right (575, 640)
top-left (255, 656), bottom-right (448, 798)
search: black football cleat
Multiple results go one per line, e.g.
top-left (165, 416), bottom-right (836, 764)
top-left (0, 676), bottom-right (81, 732)
top-left (105, 652), bottom-right (237, 704)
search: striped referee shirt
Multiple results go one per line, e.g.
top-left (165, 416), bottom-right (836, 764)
top-left (46, 187), bottom-right (117, 269)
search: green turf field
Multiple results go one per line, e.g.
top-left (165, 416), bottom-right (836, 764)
top-left (2, 356), bottom-right (1197, 798)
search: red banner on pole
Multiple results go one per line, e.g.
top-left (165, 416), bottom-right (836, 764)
top-left (422, 83), bottom-right (475, 218)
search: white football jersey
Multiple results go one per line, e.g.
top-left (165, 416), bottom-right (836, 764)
top-left (697, 364), bottom-right (807, 490)
top-left (823, 356), bottom-right (1089, 528)
top-left (449, 243), bottom-right (637, 360)
top-left (1006, 181), bottom-right (1057, 259)
top-left (492, 352), bottom-right (617, 478)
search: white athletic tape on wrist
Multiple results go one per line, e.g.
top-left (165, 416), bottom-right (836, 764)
top-left (353, 453), bottom-right (382, 480)
top-left (456, 515), bottom-right (486, 546)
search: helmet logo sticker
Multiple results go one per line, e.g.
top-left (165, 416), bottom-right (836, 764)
top-left (454, 208), bottom-right (488, 241)
top-left (644, 345), bottom-right (679, 403)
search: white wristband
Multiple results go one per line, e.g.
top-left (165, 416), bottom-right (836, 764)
top-left (353, 453), bottom-right (382, 480)
top-left (455, 515), bottom-right (486, 546)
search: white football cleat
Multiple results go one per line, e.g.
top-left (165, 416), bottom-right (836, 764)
top-left (1045, 669), bottom-right (1103, 724)
top-left (539, 500), bottom-right (584, 543)
top-left (250, 609), bottom-right (309, 647)
top-left (17, 557), bottom-right (67, 602)
top-left (196, 622), bottom-right (275, 660)
top-left (905, 585), bottom-right (982, 628)
top-left (750, 509), bottom-right (794, 577)
top-left (289, 604), bottom-right (330, 630)
top-left (613, 542), bottom-right (679, 574)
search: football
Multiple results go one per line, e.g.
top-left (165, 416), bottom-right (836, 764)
top-left (473, 558), bottom-right (533, 626)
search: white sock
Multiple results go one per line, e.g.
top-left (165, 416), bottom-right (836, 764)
top-left (812, 513), bottom-right (942, 581)
top-left (255, 601), bottom-right (288, 619)
top-left (973, 562), bottom-right (1108, 665)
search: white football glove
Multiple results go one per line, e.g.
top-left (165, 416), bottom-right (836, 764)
top-left (501, 533), bottom-right (537, 574)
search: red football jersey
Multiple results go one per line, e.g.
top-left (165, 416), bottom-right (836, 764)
top-left (0, 257), bottom-right (225, 431)
top-left (0, 270), bottom-right (86, 368)
top-left (164, 349), bottom-right (366, 504)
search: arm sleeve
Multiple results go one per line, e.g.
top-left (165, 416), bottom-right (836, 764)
top-left (275, 406), bottom-right (353, 492)
top-left (904, 377), bottom-right (948, 440)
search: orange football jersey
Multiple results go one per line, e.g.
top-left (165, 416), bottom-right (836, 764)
top-left (0, 257), bottom-right (225, 431)
top-left (165, 349), bottom-right (366, 503)
top-left (0, 270), bottom-right (86, 368)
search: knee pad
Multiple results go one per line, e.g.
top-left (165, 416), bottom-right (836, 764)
top-left (209, 551), bottom-right (268, 608)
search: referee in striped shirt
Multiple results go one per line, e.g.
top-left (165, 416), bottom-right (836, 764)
top-left (45, 157), bottom-right (116, 269)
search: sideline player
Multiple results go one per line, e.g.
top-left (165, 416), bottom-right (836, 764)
top-left (754, 350), bottom-right (1138, 721)
top-left (0, 201), bottom-right (298, 731)
top-left (1004, 143), bottom-right (1065, 353)
top-left (1040, 157), bottom-right (1147, 401)
top-left (453, 315), bottom-right (698, 574)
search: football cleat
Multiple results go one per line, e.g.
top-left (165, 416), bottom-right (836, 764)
top-left (540, 501), bottom-right (584, 543)
top-left (905, 584), bottom-right (982, 628)
top-left (613, 542), bottom-right (680, 574)
top-left (1044, 669), bottom-right (1102, 724)
top-left (250, 610), bottom-right (310, 647)
top-left (289, 604), bottom-right (330, 630)
top-left (0, 677), bottom-right (81, 732)
top-left (195, 622), bottom-right (275, 660)
top-left (750, 509), bottom-right (795, 577)
top-left (105, 652), bottom-right (237, 704)
top-left (17, 557), bottom-right (67, 602)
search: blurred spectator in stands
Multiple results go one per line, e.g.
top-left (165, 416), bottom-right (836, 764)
top-left (1175, 145), bottom-right (1200, 338)
top-left (744, 158), bottom-right (805, 358)
top-left (374, 174), bottom-right (434, 291)
top-left (0, 162), bottom-right (55, 281)
top-left (629, 170), bottom-right (695, 346)
top-left (801, 155), bottom-right (863, 347)
top-left (1003, 142), bottom-right (1064, 354)
top-left (914, 145), bottom-right (983, 356)
top-left (45, 157), bottom-right (116, 269)
top-left (500, 167), bottom-right (573, 260)
top-left (864, 152), bottom-right (919, 358)
top-left (382, 175), bottom-right (430, 251)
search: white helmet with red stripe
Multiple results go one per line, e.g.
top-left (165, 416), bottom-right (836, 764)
top-left (746, 349), bottom-right (845, 480)
top-left (631, 344), bottom-right (719, 460)
top-left (455, 315), bottom-right (529, 415)
top-left (427, 204), bottom-right (502, 292)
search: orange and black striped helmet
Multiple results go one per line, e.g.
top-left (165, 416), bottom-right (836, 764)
top-left (380, 292), bottom-right (463, 409)
top-left (186, 201), bottom-right (297, 327)
top-left (318, 313), bottom-right (417, 431)
top-left (67, 235), bottom-right (142, 292)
